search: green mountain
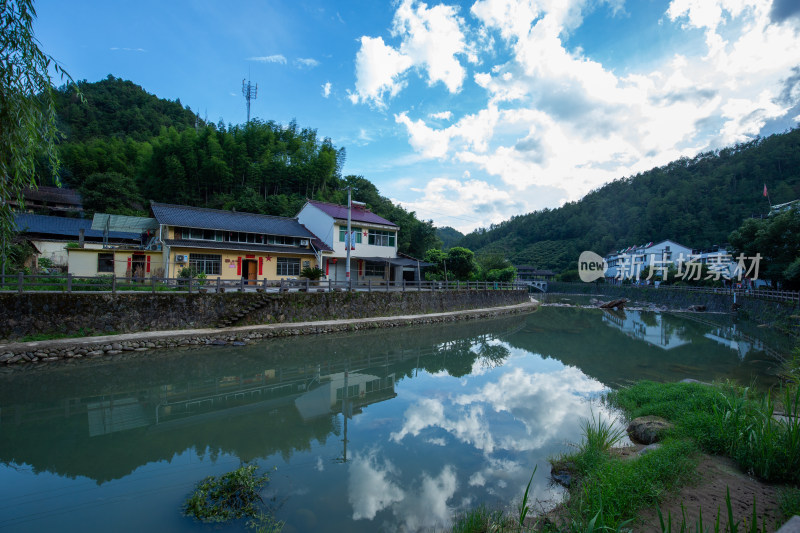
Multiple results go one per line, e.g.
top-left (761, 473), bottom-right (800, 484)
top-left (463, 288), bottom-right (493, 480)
top-left (43, 76), bottom-right (438, 257)
top-left (458, 128), bottom-right (800, 271)
top-left (435, 226), bottom-right (464, 249)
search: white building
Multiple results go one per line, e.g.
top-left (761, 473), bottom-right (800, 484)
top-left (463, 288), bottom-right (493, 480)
top-left (604, 240), bottom-right (693, 282)
top-left (297, 200), bottom-right (423, 283)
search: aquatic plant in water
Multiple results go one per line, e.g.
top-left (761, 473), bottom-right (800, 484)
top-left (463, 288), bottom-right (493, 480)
top-left (183, 464), bottom-right (273, 524)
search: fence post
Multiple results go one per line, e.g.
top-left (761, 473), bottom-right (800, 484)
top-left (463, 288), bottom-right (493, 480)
top-left (112, 274), bottom-right (117, 294)
top-left (368, 279), bottom-right (371, 293)
top-left (328, 278), bottom-right (332, 292)
top-left (240, 277), bottom-right (244, 292)
top-left (67, 273), bottom-right (72, 293)
top-left (306, 278), bottom-right (310, 292)
top-left (402, 279), bottom-right (405, 292)
top-left (217, 277), bottom-right (221, 293)
top-left (18, 272), bottom-right (23, 294)
top-left (188, 276), bottom-right (192, 293)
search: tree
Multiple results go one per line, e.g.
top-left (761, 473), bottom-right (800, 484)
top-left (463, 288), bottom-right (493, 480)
top-left (79, 171), bottom-right (145, 216)
top-left (729, 208), bottom-right (800, 289)
top-left (1, 0), bottom-right (77, 264)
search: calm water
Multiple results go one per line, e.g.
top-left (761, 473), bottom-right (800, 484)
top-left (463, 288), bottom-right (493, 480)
top-left (0, 307), bottom-right (791, 532)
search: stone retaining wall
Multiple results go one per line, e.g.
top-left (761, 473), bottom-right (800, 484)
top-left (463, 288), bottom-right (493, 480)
top-left (0, 301), bottom-right (536, 370)
top-left (0, 289), bottom-right (527, 341)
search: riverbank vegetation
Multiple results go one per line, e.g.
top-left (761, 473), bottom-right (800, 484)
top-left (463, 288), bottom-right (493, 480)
top-left (451, 350), bottom-right (800, 532)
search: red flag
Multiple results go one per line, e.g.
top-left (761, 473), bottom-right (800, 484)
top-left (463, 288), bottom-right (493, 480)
top-left (763, 184), bottom-right (768, 197)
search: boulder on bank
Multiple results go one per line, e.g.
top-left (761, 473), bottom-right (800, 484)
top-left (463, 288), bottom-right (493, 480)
top-left (626, 416), bottom-right (673, 444)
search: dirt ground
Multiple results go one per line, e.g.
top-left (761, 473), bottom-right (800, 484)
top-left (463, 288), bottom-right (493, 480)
top-left (635, 453), bottom-right (785, 532)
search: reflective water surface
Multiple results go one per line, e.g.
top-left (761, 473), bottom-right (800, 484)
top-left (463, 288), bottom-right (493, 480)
top-left (0, 307), bottom-right (790, 532)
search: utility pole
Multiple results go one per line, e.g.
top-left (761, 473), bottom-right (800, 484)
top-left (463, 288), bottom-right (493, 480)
top-left (346, 187), bottom-right (352, 290)
top-left (242, 78), bottom-right (257, 124)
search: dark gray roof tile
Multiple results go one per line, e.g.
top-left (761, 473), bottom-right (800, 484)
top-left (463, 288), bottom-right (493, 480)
top-left (152, 202), bottom-right (315, 238)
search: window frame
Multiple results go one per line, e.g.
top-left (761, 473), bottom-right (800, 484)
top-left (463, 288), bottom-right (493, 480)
top-left (276, 257), bottom-right (301, 276)
top-left (97, 253), bottom-right (114, 273)
top-left (188, 253), bottom-right (222, 275)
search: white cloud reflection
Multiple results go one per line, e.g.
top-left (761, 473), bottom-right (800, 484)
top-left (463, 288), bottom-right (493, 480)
top-left (348, 451), bottom-right (457, 530)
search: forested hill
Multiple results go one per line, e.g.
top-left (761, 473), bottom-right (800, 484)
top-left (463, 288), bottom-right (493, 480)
top-left (54, 75), bottom-right (199, 141)
top-left (45, 76), bottom-right (438, 257)
top-left (458, 128), bottom-right (800, 272)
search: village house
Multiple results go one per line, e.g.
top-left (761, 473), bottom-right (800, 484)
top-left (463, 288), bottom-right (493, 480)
top-left (150, 202), bottom-right (327, 283)
top-left (14, 213), bottom-right (142, 271)
top-left (66, 203), bottom-right (329, 282)
top-left (296, 200), bottom-right (423, 284)
top-left (604, 239), bottom-right (693, 282)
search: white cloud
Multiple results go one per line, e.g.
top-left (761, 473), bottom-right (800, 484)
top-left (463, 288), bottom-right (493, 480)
top-left (347, 451), bottom-right (457, 530)
top-left (349, 36), bottom-right (413, 106)
top-left (351, 0), bottom-right (469, 106)
top-left (357, 0), bottom-right (800, 230)
top-left (110, 47), bottom-right (146, 52)
top-left (247, 54), bottom-right (287, 64)
top-left (322, 81), bottom-right (332, 98)
top-left (296, 57), bottom-right (320, 68)
top-left (348, 452), bottom-right (404, 520)
top-left (428, 110), bottom-right (453, 120)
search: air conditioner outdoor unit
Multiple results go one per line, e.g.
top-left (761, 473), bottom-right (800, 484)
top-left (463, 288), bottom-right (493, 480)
top-left (175, 254), bottom-right (187, 263)
top-left (300, 239), bottom-right (309, 246)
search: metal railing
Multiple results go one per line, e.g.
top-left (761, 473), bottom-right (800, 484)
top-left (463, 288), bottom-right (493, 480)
top-left (0, 273), bottom-right (527, 294)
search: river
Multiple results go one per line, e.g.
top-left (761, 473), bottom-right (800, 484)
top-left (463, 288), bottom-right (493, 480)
top-left (0, 306), bottom-right (791, 532)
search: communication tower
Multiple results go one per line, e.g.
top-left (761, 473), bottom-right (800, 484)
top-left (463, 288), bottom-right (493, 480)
top-left (242, 78), bottom-right (258, 123)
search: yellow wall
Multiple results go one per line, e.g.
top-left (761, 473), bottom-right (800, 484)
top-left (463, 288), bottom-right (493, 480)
top-left (167, 247), bottom-right (317, 280)
top-left (67, 249), bottom-right (165, 277)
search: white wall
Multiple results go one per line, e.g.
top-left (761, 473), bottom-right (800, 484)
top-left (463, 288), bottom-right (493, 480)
top-left (297, 204), bottom-right (335, 248)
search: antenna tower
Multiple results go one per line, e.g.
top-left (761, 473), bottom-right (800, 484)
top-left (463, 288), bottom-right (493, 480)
top-left (242, 78), bottom-right (258, 123)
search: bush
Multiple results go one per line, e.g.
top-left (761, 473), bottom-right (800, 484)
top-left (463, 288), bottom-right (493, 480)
top-left (300, 266), bottom-right (323, 280)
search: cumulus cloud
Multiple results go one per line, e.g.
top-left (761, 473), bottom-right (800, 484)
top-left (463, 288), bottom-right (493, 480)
top-left (322, 81), bottom-right (332, 98)
top-left (247, 54), bottom-right (287, 64)
top-left (353, 0), bottom-right (800, 230)
top-left (350, 0), bottom-right (469, 106)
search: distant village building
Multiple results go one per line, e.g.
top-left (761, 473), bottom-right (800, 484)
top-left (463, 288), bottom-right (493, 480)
top-left (514, 266), bottom-right (556, 281)
top-left (604, 240), bottom-right (692, 283)
top-left (10, 186), bottom-right (84, 216)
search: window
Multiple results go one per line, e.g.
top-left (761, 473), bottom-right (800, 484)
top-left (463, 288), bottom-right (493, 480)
top-left (364, 261), bottom-right (385, 277)
top-left (98, 253), bottom-right (114, 273)
top-left (338, 226), bottom-right (362, 243)
top-left (368, 229), bottom-right (395, 247)
top-left (189, 253), bottom-right (221, 275)
top-left (277, 257), bottom-right (300, 276)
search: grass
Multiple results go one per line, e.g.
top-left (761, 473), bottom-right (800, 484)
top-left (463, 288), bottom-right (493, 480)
top-left (609, 381), bottom-right (800, 484)
top-left (19, 327), bottom-right (116, 342)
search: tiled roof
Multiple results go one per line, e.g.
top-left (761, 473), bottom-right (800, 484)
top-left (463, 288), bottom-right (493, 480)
top-left (14, 213), bottom-right (141, 241)
top-left (164, 240), bottom-right (316, 255)
top-left (151, 202), bottom-right (315, 238)
top-left (22, 186), bottom-right (83, 207)
top-left (305, 200), bottom-right (398, 227)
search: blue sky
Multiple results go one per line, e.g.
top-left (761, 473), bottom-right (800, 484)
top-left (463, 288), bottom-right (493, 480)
top-left (36, 0), bottom-right (800, 232)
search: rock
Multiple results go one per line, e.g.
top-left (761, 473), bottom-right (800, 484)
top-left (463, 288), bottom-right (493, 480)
top-left (626, 416), bottom-right (673, 444)
top-left (210, 339), bottom-right (227, 346)
top-left (231, 341), bottom-right (246, 346)
top-left (636, 443), bottom-right (662, 456)
top-left (679, 378), bottom-right (712, 386)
